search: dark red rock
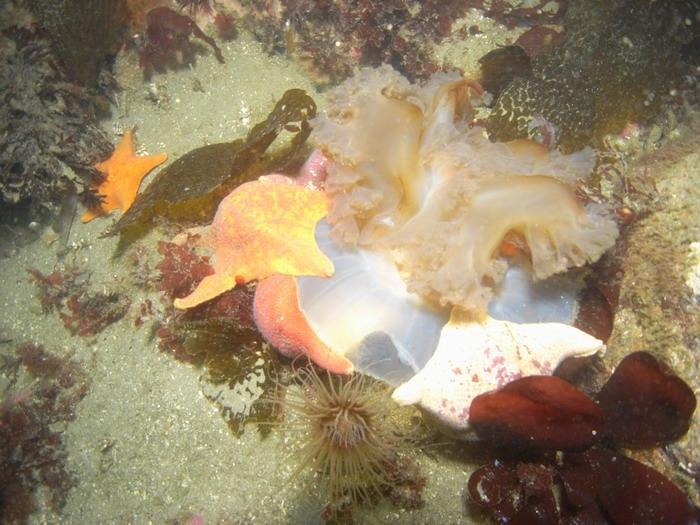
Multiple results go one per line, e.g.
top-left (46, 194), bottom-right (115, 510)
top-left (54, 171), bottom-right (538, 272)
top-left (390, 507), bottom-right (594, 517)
top-left (470, 375), bottom-right (603, 451)
top-left (596, 352), bottom-right (696, 448)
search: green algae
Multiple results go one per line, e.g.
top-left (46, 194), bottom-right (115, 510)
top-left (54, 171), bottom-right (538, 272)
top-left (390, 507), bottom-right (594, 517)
top-left (114, 88), bottom-right (316, 241)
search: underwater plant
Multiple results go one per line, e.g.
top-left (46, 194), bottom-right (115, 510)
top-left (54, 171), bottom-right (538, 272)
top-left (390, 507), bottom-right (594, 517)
top-left (0, 343), bottom-right (91, 523)
top-left (466, 352), bottom-right (699, 524)
top-left (214, 11), bottom-right (237, 41)
top-left (283, 366), bottom-right (416, 514)
top-left (138, 7), bottom-right (224, 77)
top-left (0, 24), bottom-right (113, 220)
top-left (239, 0), bottom-right (566, 85)
top-left (28, 267), bottom-right (130, 337)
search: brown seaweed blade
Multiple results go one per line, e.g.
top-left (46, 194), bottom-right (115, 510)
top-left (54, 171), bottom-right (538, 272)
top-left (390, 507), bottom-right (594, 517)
top-left (113, 89), bottom-right (316, 240)
top-left (174, 316), bottom-right (284, 437)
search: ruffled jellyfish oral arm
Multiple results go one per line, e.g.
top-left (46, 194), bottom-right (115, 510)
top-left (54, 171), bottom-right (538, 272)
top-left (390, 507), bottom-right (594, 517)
top-left (391, 311), bottom-right (604, 435)
top-left (173, 179), bottom-right (334, 309)
top-left (393, 175), bottom-right (619, 311)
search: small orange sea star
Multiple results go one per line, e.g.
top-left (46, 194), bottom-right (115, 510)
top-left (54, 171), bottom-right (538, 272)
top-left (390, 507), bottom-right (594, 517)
top-left (82, 129), bottom-right (167, 222)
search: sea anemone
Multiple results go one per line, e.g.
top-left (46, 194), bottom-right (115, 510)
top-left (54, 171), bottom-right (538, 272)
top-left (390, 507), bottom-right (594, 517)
top-left (283, 366), bottom-right (403, 508)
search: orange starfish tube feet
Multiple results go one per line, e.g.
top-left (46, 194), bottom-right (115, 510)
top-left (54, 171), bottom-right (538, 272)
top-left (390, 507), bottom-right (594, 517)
top-left (81, 129), bottom-right (167, 222)
top-left (254, 274), bottom-right (353, 375)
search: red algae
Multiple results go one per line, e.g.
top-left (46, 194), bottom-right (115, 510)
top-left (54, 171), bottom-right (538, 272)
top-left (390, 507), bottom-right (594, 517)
top-left (466, 352), bottom-right (699, 524)
top-left (151, 230), bottom-right (278, 436)
top-left (155, 236), bottom-right (214, 301)
top-left (139, 7), bottom-right (224, 76)
top-left (1, 343), bottom-right (90, 523)
top-left (28, 267), bottom-right (130, 337)
top-left (469, 375), bottom-right (604, 451)
top-left (597, 352), bottom-right (697, 448)
top-left (214, 11), bottom-right (237, 41)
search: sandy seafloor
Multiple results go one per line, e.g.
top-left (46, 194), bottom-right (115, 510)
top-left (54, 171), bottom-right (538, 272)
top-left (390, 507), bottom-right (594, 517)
top-left (0, 25), bottom-right (523, 525)
top-left (2, 15), bottom-right (700, 525)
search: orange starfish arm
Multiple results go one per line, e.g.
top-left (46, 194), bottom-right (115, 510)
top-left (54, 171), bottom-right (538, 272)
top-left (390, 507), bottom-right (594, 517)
top-left (174, 179), bottom-right (333, 309)
top-left (254, 274), bottom-right (353, 375)
top-left (82, 129), bottom-right (167, 222)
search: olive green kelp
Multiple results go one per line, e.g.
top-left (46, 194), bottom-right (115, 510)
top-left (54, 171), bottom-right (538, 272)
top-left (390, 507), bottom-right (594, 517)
top-left (114, 89), bottom-right (316, 240)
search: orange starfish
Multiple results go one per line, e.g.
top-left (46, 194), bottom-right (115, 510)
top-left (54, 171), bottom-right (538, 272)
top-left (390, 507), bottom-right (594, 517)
top-left (254, 274), bottom-right (354, 374)
top-left (173, 177), bottom-right (334, 310)
top-left (81, 129), bottom-right (167, 222)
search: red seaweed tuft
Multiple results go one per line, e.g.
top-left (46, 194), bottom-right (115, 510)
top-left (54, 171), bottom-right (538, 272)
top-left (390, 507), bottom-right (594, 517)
top-left (214, 11), bottom-right (237, 41)
top-left (138, 7), bottom-right (224, 77)
top-left (58, 291), bottom-right (131, 337)
top-left (1, 343), bottom-right (90, 523)
top-left (28, 267), bottom-right (130, 337)
top-left (156, 236), bottom-right (214, 300)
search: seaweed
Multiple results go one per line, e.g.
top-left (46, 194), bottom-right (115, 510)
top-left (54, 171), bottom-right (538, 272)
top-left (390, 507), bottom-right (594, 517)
top-left (156, 290), bottom-right (284, 436)
top-left (214, 11), bottom-right (238, 42)
top-left (0, 25), bottom-right (113, 221)
top-left (29, 0), bottom-right (129, 88)
top-left (150, 237), bottom-right (282, 436)
top-left (113, 89), bottom-right (316, 241)
top-left (242, 0), bottom-right (466, 84)
top-left (138, 7), bottom-right (224, 77)
top-left (28, 267), bottom-right (130, 337)
top-left (0, 343), bottom-right (91, 524)
top-left (155, 236), bottom-right (214, 300)
top-left (240, 0), bottom-right (569, 86)
top-left (176, 317), bottom-right (284, 437)
top-left (486, 0), bottom-right (700, 152)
